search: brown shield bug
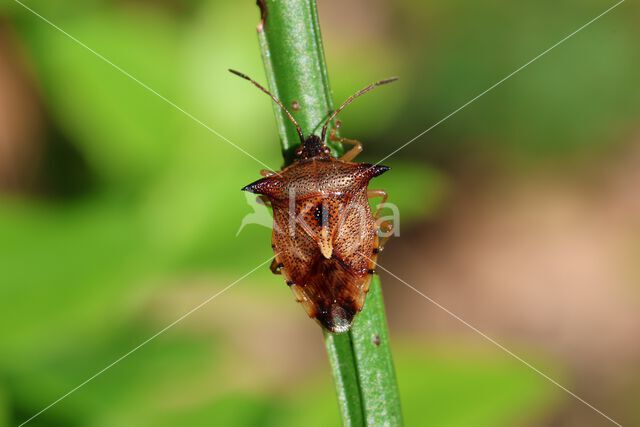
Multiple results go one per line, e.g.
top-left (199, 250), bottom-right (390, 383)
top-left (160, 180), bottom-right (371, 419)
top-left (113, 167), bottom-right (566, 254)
top-left (231, 69), bottom-right (397, 333)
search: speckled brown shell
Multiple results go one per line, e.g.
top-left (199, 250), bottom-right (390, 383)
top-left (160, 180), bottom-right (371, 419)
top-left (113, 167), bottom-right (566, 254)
top-left (243, 151), bottom-right (389, 332)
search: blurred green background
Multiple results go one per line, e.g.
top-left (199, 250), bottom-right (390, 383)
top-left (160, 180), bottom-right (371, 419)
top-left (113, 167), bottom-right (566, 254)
top-left (1, 0), bottom-right (639, 426)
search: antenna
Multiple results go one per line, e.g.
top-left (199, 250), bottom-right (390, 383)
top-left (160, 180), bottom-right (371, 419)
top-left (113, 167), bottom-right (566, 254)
top-left (229, 69), bottom-right (305, 144)
top-left (321, 77), bottom-right (399, 141)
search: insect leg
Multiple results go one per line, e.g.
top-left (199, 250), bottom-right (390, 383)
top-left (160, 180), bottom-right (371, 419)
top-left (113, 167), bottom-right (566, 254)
top-left (270, 258), bottom-right (284, 275)
top-left (368, 189), bottom-right (393, 251)
top-left (329, 127), bottom-right (363, 162)
top-left (376, 220), bottom-right (394, 251)
top-left (367, 189), bottom-right (388, 218)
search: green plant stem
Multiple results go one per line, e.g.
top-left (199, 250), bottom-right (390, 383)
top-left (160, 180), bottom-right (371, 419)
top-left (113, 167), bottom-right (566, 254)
top-left (256, 0), bottom-right (402, 425)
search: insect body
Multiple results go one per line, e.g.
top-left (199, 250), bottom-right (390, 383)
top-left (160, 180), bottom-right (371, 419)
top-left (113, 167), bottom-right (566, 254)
top-left (231, 69), bottom-right (396, 333)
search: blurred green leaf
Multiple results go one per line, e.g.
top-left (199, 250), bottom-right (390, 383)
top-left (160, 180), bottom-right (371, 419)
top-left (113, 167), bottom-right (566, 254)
top-left (17, 4), bottom-right (182, 190)
top-left (7, 329), bottom-right (219, 427)
top-left (374, 161), bottom-right (448, 221)
top-left (131, 344), bottom-right (561, 427)
top-left (391, 0), bottom-right (640, 161)
top-left (0, 199), bottom-right (151, 364)
top-left (149, 393), bottom-right (281, 427)
top-left (396, 345), bottom-right (561, 427)
top-left (0, 388), bottom-right (8, 427)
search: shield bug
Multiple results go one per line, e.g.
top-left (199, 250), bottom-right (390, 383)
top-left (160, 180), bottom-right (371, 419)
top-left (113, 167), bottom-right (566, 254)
top-left (231, 69), bottom-right (396, 333)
